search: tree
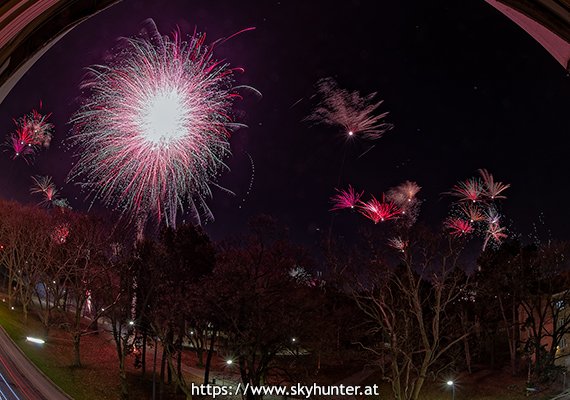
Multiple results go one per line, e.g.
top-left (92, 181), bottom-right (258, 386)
top-left (201, 217), bottom-right (323, 400)
top-left (354, 227), bottom-right (469, 400)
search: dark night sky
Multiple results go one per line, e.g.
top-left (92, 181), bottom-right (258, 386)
top-left (0, 0), bottom-right (569, 244)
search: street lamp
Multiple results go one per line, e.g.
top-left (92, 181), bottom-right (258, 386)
top-left (446, 380), bottom-right (455, 400)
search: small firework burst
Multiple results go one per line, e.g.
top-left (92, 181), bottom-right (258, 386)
top-left (4, 104), bottom-right (54, 162)
top-left (483, 223), bottom-right (507, 250)
top-left (330, 185), bottom-right (364, 211)
top-left (305, 77), bottom-right (393, 140)
top-left (459, 203), bottom-right (485, 223)
top-left (52, 223), bottom-right (70, 244)
top-left (447, 178), bottom-right (483, 203)
top-left (444, 217), bottom-right (473, 237)
top-left (479, 169), bottom-right (510, 200)
top-left (387, 180), bottom-right (421, 206)
top-left (358, 195), bottom-right (400, 224)
top-left (388, 237), bottom-right (407, 252)
top-left (484, 206), bottom-right (501, 225)
top-left (30, 176), bottom-right (60, 207)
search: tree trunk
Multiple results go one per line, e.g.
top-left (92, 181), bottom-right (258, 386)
top-left (204, 328), bottom-right (217, 384)
top-left (73, 333), bottom-right (82, 367)
top-left (160, 345), bottom-right (166, 400)
top-left (141, 332), bottom-right (147, 378)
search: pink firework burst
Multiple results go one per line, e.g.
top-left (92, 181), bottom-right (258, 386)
top-left (5, 104), bottom-right (54, 161)
top-left (67, 20), bottom-right (255, 227)
top-left (305, 77), bottom-right (393, 140)
top-left (30, 175), bottom-right (61, 208)
top-left (358, 195), bottom-right (400, 224)
top-left (444, 217), bottom-right (473, 237)
top-left (479, 169), bottom-right (510, 200)
top-left (330, 185), bottom-right (364, 211)
top-left (483, 223), bottom-right (508, 250)
top-left (52, 223), bottom-right (70, 244)
top-left (447, 178), bottom-right (483, 203)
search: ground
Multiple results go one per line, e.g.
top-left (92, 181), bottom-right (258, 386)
top-left (0, 299), bottom-right (566, 400)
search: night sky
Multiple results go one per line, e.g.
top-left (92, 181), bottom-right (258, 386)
top-left (0, 0), bottom-right (569, 245)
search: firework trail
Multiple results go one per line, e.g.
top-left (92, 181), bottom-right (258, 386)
top-left (5, 104), bottom-right (54, 162)
top-left (479, 169), bottom-right (510, 200)
top-left (67, 20), bottom-right (255, 227)
top-left (358, 195), bottom-right (400, 224)
top-left (444, 217), bottom-right (473, 237)
top-left (330, 185), bottom-right (364, 211)
top-left (238, 151), bottom-right (255, 209)
top-left (305, 77), bottom-right (393, 141)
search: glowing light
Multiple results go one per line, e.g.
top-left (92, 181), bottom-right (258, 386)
top-left (26, 337), bottom-right (45, 344)
top-left (226, 359), bottom-right (233, 365)
top-left (447, 380), bottom-right (454, 386)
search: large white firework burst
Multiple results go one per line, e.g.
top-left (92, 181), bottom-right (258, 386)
top-left (67, 20), bottom-right (254, 227)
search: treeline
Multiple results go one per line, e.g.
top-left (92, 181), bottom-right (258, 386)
top-left (0, 198), bottom-right (569, 400)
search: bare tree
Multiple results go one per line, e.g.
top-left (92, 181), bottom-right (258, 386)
top-left (354, 229), bottom-right (469, 400)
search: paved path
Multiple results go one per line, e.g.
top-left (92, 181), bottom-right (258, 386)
top-left (0, 327), bottom-right (71, 400)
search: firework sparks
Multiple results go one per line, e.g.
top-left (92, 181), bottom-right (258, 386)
top-left (479, 169), bottom-right (510, 200)
top-left (387, 180), bottom-right (421, 206)
top-left (388, 237), bottom-right (407, 252)
top-left (330, 185), bottom-right (364, 211)
top-left (52, 223), bottom-right (70, 244)
top-left (444, 217), bottom-right (473, 237)
top-left (30, 176), bottom-right (61, 207)
top-left (483, 223), bottom-right (507, 250)
top-left (358, 195), bottom-right (400, 224)
top-left (305, 77), bottom-right (393, 140)
top-left (5, 105), bottom-right (54, 162)
top-left (447, 178), bottom-right (483, 203)
top-left (459, 203), bottom-right (485, 223)
top-left (67, 20), bottom-right (254, 227)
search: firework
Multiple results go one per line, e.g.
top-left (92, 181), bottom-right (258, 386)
top-left (479, 169), bottom-right (510, 200)
top-left (484, 206), bottom-right (501, 225)
top-left (305, 77), bottom-right (393, 140)
top-left (459, 203), bottom-right (485, 223)
top-left (447, 178), bottom-right (483, 203)
top-left (5, 105), bottom-right (54, 161)
top-left (330, 185), bottom-right (364, 211)
top-left (52, 223), bottom-right (70, 244)
top-left (483, 223), bottom-right (507, 250)
top-left (358, 195), bottom-right (400, 224)
top-left (387, 181), bottom-right (421, 205)
top-left (388, 237), bottom-right (407, 252)
top-left (444, 217), bottom-right (473, 237)
top-left (30, 175), bottom-right (61, 207)
top-left (67, 20), bottom-right (254, 227)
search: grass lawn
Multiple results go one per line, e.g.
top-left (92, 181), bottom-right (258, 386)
top-left (0, 301), bottom-right (151, 400)
top-left (0, 299), bottom-right (566, 400)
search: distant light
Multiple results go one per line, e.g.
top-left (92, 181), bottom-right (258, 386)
top-left (129, 320), bottom-right (135, 326)
top-left (348, 131), bottom-right (354, 136)
top-left (292, 337), bottom-right (297, 343)
top-left (10, 306), bottom-right (14, 310)
top-left (226, 359), bottom-right (233, 365)
top-left (447, 380), bottom-right (454, 386)
top-left (26, 337), bottom-right (45, 344)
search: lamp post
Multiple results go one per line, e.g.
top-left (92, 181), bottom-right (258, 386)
top-left (447, 380), bottom-right (455, 400)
